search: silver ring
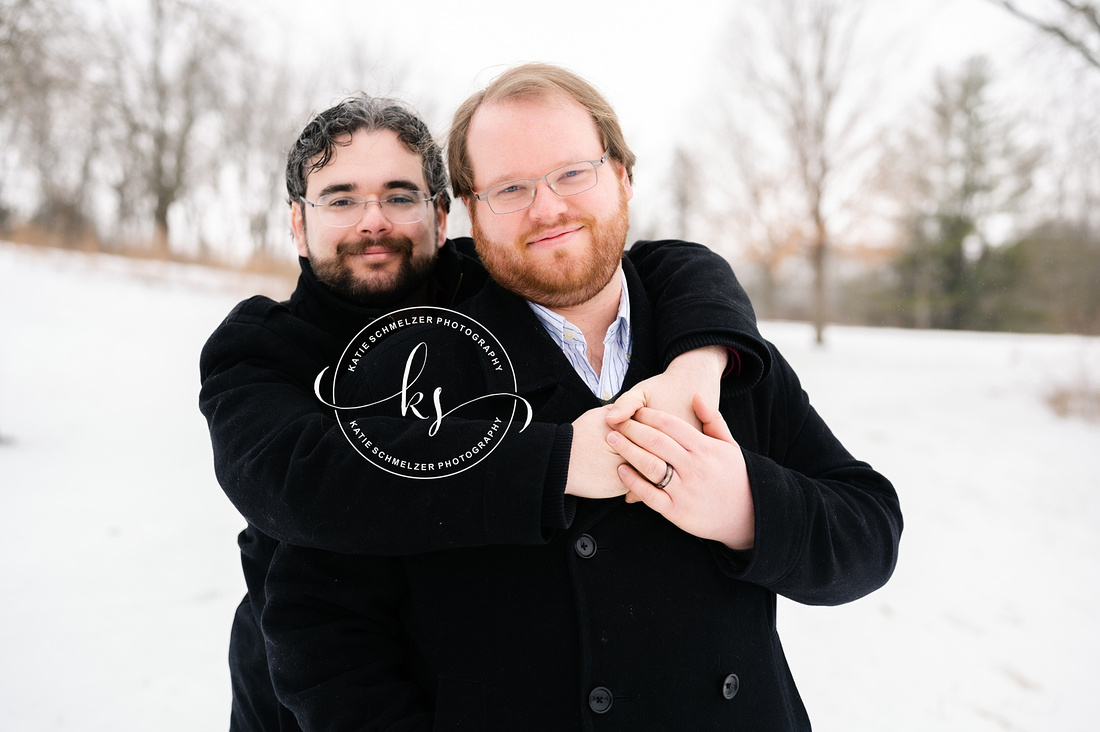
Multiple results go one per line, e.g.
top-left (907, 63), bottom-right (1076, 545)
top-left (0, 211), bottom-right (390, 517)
top-left (654, 462), bottom-right (674, 489)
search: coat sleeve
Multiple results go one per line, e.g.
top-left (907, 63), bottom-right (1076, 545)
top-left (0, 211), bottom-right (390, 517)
top-left (200, 240), bottom-right (764, 558)
top-left (625, 239), bottom-right (771, 394)
top-left (198, 299), bottom-right (574, 556)
top-left (710, 345), bottom-right (903, 605)
top-left (262, 544), bottom-right (432, 732)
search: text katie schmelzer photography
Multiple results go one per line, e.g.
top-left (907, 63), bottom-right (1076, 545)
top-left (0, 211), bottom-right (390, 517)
top-left (314, 306), bottom-right (532, 479)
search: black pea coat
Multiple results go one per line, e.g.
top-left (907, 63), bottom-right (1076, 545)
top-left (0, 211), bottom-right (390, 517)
top-left (262, 261), bottom-right (902, 731)
top-left (199, 239), bottom-right (770, 731)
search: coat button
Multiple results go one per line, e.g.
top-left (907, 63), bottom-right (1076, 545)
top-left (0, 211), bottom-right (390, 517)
top-left (722, 673), bottom-right (740, 700)
top-left (574, 534), bottom-right (597, 558)
top-left (588, 686), bottom-right (613, 713)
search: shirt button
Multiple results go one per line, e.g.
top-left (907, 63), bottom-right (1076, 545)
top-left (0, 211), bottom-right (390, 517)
top-left (722, 673), bottom-right (740, 700)
top-left (588, 686), bottom-right (613, 713)
top-left (574, 534), bottom-right (597, 559)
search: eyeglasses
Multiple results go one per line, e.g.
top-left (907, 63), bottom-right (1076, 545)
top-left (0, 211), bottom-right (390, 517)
top-left (300, 191), bottom-right (437, 227)
top-left (474, 151), bottom-right (609, 215)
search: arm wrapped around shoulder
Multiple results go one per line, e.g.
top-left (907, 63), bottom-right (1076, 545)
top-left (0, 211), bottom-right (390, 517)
top-left (625, 239), bottom-right (771, 395)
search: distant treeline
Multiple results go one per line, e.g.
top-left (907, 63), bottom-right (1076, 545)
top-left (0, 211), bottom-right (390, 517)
top-left (3, 0), bottom-right (1099, 335)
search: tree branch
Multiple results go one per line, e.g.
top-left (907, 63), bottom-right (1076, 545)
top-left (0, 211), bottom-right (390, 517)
top-left (992, 0), bottom-right (1100, 68)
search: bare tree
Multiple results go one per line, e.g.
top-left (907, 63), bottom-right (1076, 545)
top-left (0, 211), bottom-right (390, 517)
top-left (0, 0), bottom-right (41, 230)
top-left (669, 146), bottom-right (702, 240)
top-left (987, 0), bottom-right (1100, 234)
top-left (707, 0), bottom-right (877, 343)
top-left (704, 123), bottom-right (807, 318)
top-left (989, 0), bottom-right (1100, 68)
top-left (0, 0), bottom-right (106, 243)
top-left (0, 0), bottom-right (51, 117)
top-left (98, 0), bottom-right (245, 257)
top-left (1, 0), bottom-right (59, 231)
top-left (220, 56), bottom-right (309, 262)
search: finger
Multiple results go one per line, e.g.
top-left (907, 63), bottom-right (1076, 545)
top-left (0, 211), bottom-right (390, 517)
top-left (693, 393), bottom-right (737, 444)
top-left (605, 387), bottom-right (646, 426)
top-left (606, 429), bottom-right (673, 485)
top-left (613, 413), bottom-right (692, 467)
top-left (617, 464), bottom-right (673, 513)
top-left (629, 406), bottom-right (707, 451)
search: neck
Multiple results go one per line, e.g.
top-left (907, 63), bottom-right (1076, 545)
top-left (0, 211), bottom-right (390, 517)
top-left (548, 267), bottom-right (623, 374)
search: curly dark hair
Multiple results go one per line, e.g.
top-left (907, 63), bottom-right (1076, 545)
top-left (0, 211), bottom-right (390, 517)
top-left (285, 94), bottom-right (450, 213)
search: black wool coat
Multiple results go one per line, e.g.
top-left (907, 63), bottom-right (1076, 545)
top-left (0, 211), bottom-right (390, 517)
top-left (262, 261), bottom-right (903, 731)
top-left (199, 238), bottom-right (770, 731)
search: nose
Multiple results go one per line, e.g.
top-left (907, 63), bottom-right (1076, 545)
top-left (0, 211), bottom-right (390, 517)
top-left (356, 200), bottom-right (392, 235)
top-left (527, 178), bottom-right (568, 221)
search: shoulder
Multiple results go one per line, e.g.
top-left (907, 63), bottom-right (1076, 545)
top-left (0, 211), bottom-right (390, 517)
top-left (199, 289), bottom-right (326, 377)
top-left (203, 294), bottom-right (301, 348)
top-left (441, 237), bottom-right (489, 305)
top-left (457, 275), bottom-right (521, 318)
top-left (625, 238), bottom-right (718, 261)
top-left (220, 294), bottom-right (290, 328)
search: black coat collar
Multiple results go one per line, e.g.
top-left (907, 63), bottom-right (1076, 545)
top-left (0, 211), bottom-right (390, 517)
top-left (287, 237), bottom-right (486, 342)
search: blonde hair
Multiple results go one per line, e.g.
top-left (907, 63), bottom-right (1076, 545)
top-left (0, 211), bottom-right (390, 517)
top-left (447, 63), bottom-right (636, 200)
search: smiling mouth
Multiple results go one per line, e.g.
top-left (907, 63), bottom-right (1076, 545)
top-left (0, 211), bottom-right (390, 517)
top-left (347, 243), bottom-right (408, 262)
top-left (358, 247), bottom-right (397, 258)
top-left (339, 236), bottom-right (413, 261)
top-left (528, 225), bottom-right (583, 248)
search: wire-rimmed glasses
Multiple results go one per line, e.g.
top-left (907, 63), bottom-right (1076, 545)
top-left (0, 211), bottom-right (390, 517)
top-left (300, 191), bottom-right (437, 227)
top-left (474, 151), bottom-right (609, 214)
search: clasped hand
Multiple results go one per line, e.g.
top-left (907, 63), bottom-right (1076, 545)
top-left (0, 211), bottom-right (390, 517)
top-left (607, 395), bottom-right (754, 551)
top-left (564, 345), bottom-right (754, 550)
top-left (564, 347), bottom-right (725, 501)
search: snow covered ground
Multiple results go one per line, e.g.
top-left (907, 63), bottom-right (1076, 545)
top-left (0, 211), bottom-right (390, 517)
top-left (2, 241), bottom-right (1098, 731)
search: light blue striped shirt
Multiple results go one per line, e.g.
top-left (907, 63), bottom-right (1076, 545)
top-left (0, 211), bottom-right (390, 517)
top-left (528, 268), bottom-right (632, 402)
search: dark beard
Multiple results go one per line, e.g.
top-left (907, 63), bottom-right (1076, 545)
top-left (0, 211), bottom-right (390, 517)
top-left (312, 236), bottom-right (437, 309)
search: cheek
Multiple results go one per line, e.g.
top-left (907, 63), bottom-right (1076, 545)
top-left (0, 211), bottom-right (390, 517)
top-left (409, 222), bottom-right (441, 257)
top-left (481, 215), bottom-right (519, 246)
top-left (311, 229), bottom-right (342, 257)
top-left (414, 238), bottom-right (436, 260)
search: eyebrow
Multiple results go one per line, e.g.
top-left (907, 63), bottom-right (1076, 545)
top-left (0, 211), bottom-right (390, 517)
top-left (384, 179), bottom-right (425, 193)
top-left (316, 179), bottom-right (426, 199)
top-left (316, 183), bottom-right (355, 198)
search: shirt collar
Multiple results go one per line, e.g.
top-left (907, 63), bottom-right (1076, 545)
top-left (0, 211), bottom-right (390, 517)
top-left (526, 265), bottom-right (631, 347)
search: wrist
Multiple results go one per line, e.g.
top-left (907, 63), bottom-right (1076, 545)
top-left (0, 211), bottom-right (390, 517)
top-left (668, 346), bottom-right (728, 378)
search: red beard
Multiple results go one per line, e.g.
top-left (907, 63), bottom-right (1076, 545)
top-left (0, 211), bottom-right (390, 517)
top-left (471, 190), bottom-right (630, 309)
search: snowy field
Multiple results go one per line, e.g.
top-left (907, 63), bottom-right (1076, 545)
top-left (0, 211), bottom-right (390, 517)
top-left (1, 241), bottom-right (1098, 731)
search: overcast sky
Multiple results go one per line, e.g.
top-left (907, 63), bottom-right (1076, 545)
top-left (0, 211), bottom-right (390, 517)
top-left (91, 0), bottom-right (1048, 247)
top-left (255, 0), bottom-right (1031, 149)
top-left (229, 0), bottom-right (1035, 233)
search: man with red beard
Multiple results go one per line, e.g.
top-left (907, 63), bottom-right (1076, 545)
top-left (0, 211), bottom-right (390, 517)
top-left (262, 66), bottom-right (901, 730)
top-left (201, 93), bottom-right (773, 731)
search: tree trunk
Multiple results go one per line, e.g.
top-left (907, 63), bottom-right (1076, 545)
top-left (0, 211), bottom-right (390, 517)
top-left (153, 195), bottom-right (170, 259)
top-left (811, 218), bottom-right (828, 345)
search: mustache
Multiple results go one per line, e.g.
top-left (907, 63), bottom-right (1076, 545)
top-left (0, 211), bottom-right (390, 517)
top-left (522, 216), bottom-right (592, 242)
top-left (336, 236), bottom-right (414, 257)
